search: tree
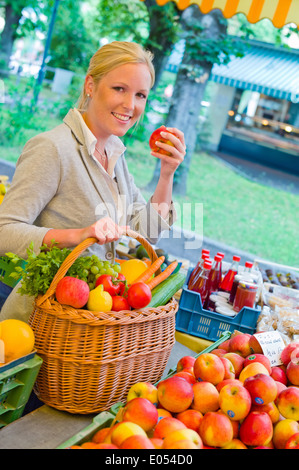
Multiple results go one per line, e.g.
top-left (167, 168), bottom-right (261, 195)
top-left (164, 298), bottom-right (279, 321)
top-left (0, 0), bottom-right (47, 73)
top-left (146, 6), bottom-right (244, 195)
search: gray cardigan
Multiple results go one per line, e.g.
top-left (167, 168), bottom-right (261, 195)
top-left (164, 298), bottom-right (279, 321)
top-left (0, 109), bottom-right (174, 321)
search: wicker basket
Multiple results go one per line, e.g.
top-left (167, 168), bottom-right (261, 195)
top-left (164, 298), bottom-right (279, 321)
top-left (28, 229), bottom-right (177, 414)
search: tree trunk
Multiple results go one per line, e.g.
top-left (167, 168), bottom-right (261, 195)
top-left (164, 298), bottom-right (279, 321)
top-left (0, 3), bottom-right (23, 74)
top-left (144, 0), bottom-right (181, 89)
top-left (146, 7), bottom-right (227, 195)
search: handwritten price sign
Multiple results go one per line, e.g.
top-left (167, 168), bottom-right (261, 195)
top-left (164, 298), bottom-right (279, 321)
top-left (253, 331), bottom-right (285, 366)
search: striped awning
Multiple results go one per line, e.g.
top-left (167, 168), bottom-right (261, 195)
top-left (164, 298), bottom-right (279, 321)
top-left (144, 0), bottom-right (299, 28)
top-left (210, 41), bottom-right (299, 101)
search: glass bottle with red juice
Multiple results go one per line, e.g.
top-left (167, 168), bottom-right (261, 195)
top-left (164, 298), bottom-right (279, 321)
top-left (191, 260), bottom-right (212, 306)
top-left (203, 254), bottom-right (223, 308)
top-left (188, 250), bottom-right (210, 290)
top-left (219, 255), bottom-right (241, 293)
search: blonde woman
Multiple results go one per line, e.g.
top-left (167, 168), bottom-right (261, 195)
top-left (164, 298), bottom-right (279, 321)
top-left (0, 41), bottom-right (185, 322)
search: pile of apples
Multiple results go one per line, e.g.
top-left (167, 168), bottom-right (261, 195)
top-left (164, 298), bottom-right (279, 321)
top-left (71, 333), bottom-right (299, 450)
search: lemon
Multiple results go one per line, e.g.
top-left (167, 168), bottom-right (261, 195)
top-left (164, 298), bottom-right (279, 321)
top-left (0, 183), bottom-right (6, 195)
top-left (0, 319), bottom-right (35, 363)
top-left (120, 259), bottom-right (148, 284)
top-left (87, 284), bottom-right (113, 312)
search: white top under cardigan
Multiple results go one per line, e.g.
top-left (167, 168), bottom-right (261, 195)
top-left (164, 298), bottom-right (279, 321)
top-left (0, 108), bottom-right (176, 322)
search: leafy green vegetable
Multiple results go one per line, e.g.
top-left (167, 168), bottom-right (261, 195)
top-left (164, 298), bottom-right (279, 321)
top-left (7, 242), bottom-right (110, 297)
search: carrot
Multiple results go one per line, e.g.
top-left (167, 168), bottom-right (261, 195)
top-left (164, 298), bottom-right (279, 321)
top-left (146, 260), bottom-right (178, 290)
top-left (134, 256), bottom-right (165, 284)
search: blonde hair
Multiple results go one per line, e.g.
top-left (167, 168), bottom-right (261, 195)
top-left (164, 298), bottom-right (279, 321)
top-left (77, 41), bottom-right (155, 111)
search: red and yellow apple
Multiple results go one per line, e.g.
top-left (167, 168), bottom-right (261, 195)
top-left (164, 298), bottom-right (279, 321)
top-left (239, 411), bottom-right (273, 447)
top-left (219, 382), bottom-right (251, 421)
top-left (55, 276), bottom-right (90, 309)
top-left (250, 401), bottom-right (280, 424)
top-left (220, 356), bottom-right (235, 380)
top-left (223, 353), bottom-right (245, 378)
top-left (191, 381), bottom-right (220, 414)
top-left (276, 386), bottom-right (299, 421)
top-left (286, 356), bottom-right (299, 385)
top-left (280, 342), bottom-right (299, 366)
top-left (243, 353), bottom-right (272, 374)
top-left (211, 348), bottom-right (227, 357)
top-left (199, 411), bottom-right (234, 448)
top-left (272, 418), bottom-right (299, 449)
top-left (153, 416), bottom-right (186, 440)
top-left (243, 373), bottom-right (277, 405)
top-left (271, 366), bottom-right (288, 385)
top-left (249, 334), bottom-right (264, 354)
top-left (157, 376), bottom-right (194, 413)
top-left (216, 378), bottom-right (242, 393)
top-left (221, 439), bottom-right (247, 449)
top-left (127, 382), bottom-right (158, 404)
top-left (120, 435), bottom-right (155, 449)
top-left (176, 409), bottom-right (203, 431)
top-left (193, 352), bottom-right (225, 385)
top-left (162, 428), bottom-right (203, 449)
top-left (176, 355), bottom-right (196, 374)
top-left (121, 397), bottom-right (158, 432)
top-left (110, 421), bottom-right (147, 447)
top-left (285, 432), bottom-right (299, 449)
top-left (228, 333), bottom-right (252, 357)
top-left (239, 362), bottom-right (270, 383)
top-left (173, 371), bottom-right (197, 384)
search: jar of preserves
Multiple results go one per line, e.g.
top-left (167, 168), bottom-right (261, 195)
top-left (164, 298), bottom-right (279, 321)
top-left (233, 281), bottom-right (258, 312)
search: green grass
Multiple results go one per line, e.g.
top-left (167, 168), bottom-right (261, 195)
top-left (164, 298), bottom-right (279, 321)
top-left (125, 141), bottom-right (299, 267)
top-left (1, 117), bottom-right (298, 268)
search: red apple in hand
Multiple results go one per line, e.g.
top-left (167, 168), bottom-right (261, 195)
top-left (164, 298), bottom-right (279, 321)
top-left (55, 276), bottom-right (90, 308)
top-left (149, 126), bottom-right (176, 156)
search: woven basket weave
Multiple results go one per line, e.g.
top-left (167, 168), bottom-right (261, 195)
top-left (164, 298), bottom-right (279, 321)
top-left (28, 229), bottom-right (177, 414)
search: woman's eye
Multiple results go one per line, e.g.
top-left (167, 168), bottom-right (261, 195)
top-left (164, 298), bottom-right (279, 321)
top-left (137, 93), bottom-right (147, 99)
top-left (113, 86), bottom-right (124, 92)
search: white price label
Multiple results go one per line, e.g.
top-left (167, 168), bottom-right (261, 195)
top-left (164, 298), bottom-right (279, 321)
top-left (253, 331), bottom-right (285, 366)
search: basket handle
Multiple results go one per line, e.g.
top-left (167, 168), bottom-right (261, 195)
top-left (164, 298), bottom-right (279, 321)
top-left (36, 229), bottom-right (159, 305)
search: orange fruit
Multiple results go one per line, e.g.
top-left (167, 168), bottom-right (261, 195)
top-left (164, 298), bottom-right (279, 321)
top-left (0, 319), bottom-right (35, 363)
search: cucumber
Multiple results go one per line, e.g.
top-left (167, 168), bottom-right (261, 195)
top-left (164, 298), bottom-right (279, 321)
top-left (147, 270), bottom-right (186, 308)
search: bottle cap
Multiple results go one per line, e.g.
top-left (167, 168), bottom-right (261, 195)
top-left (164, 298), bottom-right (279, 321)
top-left (245, 261), bottom-right (253, 268)
top-left (217, 252), bottom-right (225, 259)
top-left (202, 249), bottom-right (210, 255)
top-left (233, 255), bottom-right (241, 262)
top-left (203, 261), bottom-right (212, 269)
top-left (202, 253), bottom-right (210, 260)
top-left (214, 254), bottom-right (223, 262)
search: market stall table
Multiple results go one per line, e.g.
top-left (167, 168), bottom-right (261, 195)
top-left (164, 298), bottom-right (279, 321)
top-left (0, 340), bottom-right (198, 449)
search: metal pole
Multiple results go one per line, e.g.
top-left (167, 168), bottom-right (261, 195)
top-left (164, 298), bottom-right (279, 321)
top-left (33, 0), bottom-right (60, 105)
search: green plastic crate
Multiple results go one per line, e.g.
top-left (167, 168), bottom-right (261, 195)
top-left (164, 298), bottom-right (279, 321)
top-left (56, 333), bottom-right (231, 449)
top-left (0, 256), bottom-right (27, 288)
top-left (0, 353), bottom-right (43, 428)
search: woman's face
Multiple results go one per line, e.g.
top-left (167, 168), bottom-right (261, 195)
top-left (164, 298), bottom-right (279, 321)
top-left (84, 62), bottom-right (152, 141)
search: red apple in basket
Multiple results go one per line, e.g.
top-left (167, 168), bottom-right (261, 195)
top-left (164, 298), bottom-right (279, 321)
top-left (286, 354), bottom-right (299, 385)
top-left (223, 353), bottom-right (245, 378)
top-left (55, 276), bottom-right (90, 308)
top-left (199, 411), bottom-right (234, 448)
top-left (271, 366), bottom-right (288, 385)
top-left (285, 432), bottom-right (299, 449)
top-left (219, 382), bottom-right (252, 421)
top-left (176, 355), bottom-right (196, 374)
top-left (228, 333), bottom-right (252, 357)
